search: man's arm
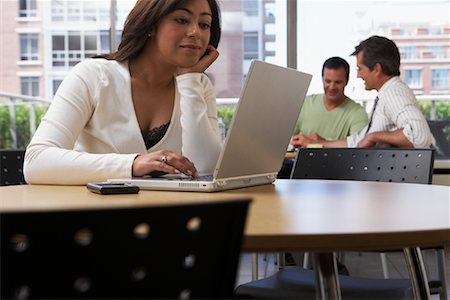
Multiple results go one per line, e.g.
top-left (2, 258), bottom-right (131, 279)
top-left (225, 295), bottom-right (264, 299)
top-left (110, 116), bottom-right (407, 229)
top-left (357, 129), bottom-right (414, 148)
top-left (291, 133), bottom-right (348, 148)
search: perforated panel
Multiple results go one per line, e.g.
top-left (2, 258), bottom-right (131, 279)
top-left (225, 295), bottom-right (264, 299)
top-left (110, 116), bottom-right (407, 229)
top-left (0, 150), bottom-right (25, 185)
top-left (291, 148), bottom-right (434, 184)
top-left (1, 199), bottom-right (250, 299)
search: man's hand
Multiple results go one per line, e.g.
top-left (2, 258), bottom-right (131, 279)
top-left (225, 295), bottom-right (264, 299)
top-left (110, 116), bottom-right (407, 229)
top-left (357, 133), bottom-right (377, 148)
top-left (290, 132), bottom-right (325, 148)
top-left (357, 130), bottom-right (414, 148)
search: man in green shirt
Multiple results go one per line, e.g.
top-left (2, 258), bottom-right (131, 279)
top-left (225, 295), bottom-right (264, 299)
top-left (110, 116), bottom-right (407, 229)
top-left (279, 57), bottom-right (368, 181)
top-left (291, 57), bottom-right (368, 146)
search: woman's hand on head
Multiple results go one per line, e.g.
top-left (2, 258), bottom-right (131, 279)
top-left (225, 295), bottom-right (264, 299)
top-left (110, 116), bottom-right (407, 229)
top-left (177, 45), bottom-right (219, 75)
top-left (132, 150), bottom-right (199, 177)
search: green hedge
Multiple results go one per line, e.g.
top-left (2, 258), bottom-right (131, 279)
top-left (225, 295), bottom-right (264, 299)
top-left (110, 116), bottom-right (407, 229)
top-left (418, 100), bottom-right (450, 120)
top-left (0, 103), bottom-right (49, 149)
top-left (217, 106), bottom-right (236, 132)
top-left (0, 101), bottom-right (448, 150)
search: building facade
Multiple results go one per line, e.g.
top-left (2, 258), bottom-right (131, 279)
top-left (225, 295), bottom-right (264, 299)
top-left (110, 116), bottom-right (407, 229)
top-left (390, 25), bottom-right (450, 96)
top-left (1, 0), bottom-right (45, 98)
top-left (1, 0), bottom-right (282, 100)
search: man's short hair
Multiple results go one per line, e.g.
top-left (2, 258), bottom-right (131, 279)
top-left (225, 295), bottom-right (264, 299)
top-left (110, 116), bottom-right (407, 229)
top-left (351, 35), bottom-right (400, 76)
top-left (321, 57), bottom-right (350, 83)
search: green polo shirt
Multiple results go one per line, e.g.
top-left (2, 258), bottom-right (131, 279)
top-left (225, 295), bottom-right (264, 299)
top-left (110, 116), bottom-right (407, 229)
top-left (294, 94), bottom-right (369, 140)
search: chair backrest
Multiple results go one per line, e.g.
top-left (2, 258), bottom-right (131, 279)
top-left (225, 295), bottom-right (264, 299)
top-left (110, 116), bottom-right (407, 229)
top-left (1, 199), bottom-right (251, 299)
top-left (0, 149), bottom-right (26, 185)
top-left (427, 120), bottom-right (450, 159)
top-left (291, 148), bottom-right (434, 184)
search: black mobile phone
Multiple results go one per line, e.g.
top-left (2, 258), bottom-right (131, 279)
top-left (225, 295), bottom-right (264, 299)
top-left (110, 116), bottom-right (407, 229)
top-left (86, 182), bottom-right (139, 195)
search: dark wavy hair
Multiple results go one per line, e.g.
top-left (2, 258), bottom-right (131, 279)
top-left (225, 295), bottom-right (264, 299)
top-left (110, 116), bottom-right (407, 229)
top-left (106, 0), bottom-right (221, 61)
top-left (351, 35), bottom-right (400, 76)
top-left (321, 56), bottom-right (350, 83)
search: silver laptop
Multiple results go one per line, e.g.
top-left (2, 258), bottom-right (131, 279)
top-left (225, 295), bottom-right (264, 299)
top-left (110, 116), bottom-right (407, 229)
top-left (108, 60), bottom-right (312, 192)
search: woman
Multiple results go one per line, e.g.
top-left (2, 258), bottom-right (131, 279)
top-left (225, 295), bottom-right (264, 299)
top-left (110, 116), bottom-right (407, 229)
top-left (24, 0), bottom-right (222, 184)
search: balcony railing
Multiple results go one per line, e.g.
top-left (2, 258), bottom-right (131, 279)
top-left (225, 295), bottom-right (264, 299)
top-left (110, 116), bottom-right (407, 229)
top-left (1, 92), bottom-right (449, 158)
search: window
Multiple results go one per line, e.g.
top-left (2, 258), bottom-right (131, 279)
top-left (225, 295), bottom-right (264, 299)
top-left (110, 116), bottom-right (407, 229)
top-left (404, 69), bottom-right (422, 88)
top-left (52, 35), bottom-right (65, 67)
top-left (84, 33), bottom-right (97, 58)
top-left (52, 79), bottom-right (63, 95)
top-left (426, 46), bottom-right (445, 59)
top-left (244, 32), bottom-right (258, 55)
top-left (20, 33), bottom-right (39, 61)
top-left (51, 0), bottom-right (64, 22)
top-left (432, 69), bottom-right (449, 89)
top-left (68, 32), bottom-right (82, 66)
top-left (67, 1), bottom-right (82, 22)
top-left (19, 0), bottom-right (37, 18)
top-left (399, 46), bottom-right (417, 60)
top-left (51, 31), bottom-right (105, 68)
top-left (243, 0), bottom-right (259, 16)
top-left (21, 76), bottom-right (39, 96)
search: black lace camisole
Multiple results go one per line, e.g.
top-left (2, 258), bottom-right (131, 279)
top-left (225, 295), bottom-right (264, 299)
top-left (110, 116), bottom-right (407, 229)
top-left (141, 122), bottom-right (170, 150)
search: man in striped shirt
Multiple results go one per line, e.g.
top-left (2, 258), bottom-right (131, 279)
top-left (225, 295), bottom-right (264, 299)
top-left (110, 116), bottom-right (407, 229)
top-left (294, 35), bottom-right (433, 149)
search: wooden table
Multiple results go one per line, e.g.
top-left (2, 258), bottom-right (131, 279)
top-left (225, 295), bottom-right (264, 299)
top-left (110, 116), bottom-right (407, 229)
top-left (2, 180), bottom-right (449, 299)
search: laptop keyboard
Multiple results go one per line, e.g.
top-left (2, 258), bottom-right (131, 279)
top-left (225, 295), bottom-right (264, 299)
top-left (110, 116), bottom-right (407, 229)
top-left (181, 175), bottom-right (214, 181)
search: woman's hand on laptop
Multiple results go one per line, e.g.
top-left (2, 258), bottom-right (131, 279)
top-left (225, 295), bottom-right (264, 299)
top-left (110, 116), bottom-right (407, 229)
top-left (132, 151), bottom-right (199, 178)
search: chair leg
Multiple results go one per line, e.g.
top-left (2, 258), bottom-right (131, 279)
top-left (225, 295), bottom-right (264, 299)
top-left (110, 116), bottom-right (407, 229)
top-left (251, 253), bottom-right (258, 281)
top-left (436, 248), bottom-right (448, 300)
top-left (404, 247), bottom-right (431, 300)
top-left (303, 252), bottom-right (310, 269)
top-left (261, 252), bottom-right (278, 278)
top-left (380, 252), bottom-right (390, 279)
top-left (312, 252), bottom-right (342, 300)
top-left (277, 252), bottom-right (285, 270)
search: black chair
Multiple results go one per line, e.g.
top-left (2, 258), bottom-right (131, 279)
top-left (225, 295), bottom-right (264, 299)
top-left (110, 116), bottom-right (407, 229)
top-left (291, 148), bottom-right (434, 184)
top-left (0, 149), bottom-right (26, 185)
top-left (428, 120), bottom-right (450, 159)
top-left (236, 148), bottom-right (447, 299)
top-left (1, 199), bottom-right (251, 299)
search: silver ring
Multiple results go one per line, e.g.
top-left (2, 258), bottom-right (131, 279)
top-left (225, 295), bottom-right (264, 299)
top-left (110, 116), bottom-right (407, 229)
top-left (160, 155), bottom-right (168, 163)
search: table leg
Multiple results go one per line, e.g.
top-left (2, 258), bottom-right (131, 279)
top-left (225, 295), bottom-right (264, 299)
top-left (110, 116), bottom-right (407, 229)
top-left (312, 252), bottom-right (342, 300)
top-left (403, 247), bottom-right (430, 300)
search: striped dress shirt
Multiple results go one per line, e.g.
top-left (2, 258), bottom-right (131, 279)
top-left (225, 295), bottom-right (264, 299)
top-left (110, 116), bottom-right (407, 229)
top-left (347, 76), bottom-right (432, 148)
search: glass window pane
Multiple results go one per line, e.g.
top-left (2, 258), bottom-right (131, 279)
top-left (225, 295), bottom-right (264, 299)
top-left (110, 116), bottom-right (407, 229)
top-left (68, 34), bottom-right (81, 50)
top-left (405, 69), bottom-right (422, 88)
top-left (244, 32), bottom-right (258, 52)
top-left (21, 77), bottom-right (39, 96)
top-left (432, 69), bottom-right (449, 89)
top-left (53, 79), bottom-right (63, 95)
top-left (243, 0), bottom-right (258, 16)
top-left (20, 33), bottom-right (39, 61)
top-left (85, 34), bottom-right (97, 51)
top-left (52, 36), bottom-right (65, 51)
top-left (100, 31), bottom-right (110, 53)
top-left (19, 0), bottom-right (26, 10)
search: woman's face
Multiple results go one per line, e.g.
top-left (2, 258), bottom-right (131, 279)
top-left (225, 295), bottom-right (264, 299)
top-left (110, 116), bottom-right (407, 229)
top-left (152, 0), bottom-right (212, 68)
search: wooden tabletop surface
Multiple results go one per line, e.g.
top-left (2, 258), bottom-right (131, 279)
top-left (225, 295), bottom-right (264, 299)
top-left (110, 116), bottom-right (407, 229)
top-left (2, 179), bottom-right (449, 252)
